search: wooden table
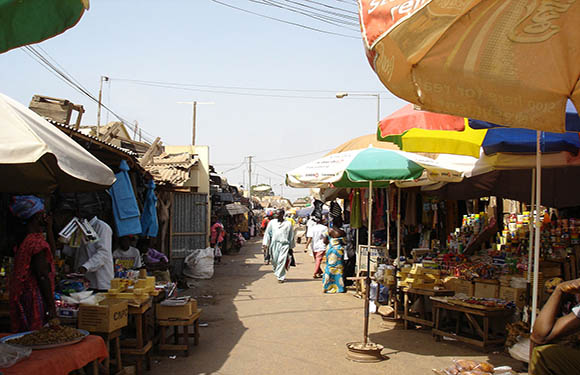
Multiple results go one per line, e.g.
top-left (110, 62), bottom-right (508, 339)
top-left (94, 328), bottom-right (123, 375)
top-left (431, 299), bottom-right (514, 350)
top-left (403, 288), bottom-right (455, 329)
top-left (121, 298), bottom-right (153, 375)
top-left (158, 309), bottom-right (202, 356)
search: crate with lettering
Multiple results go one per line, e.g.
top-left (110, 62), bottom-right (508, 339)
top-left (78, 299), bottom-right (129, 333)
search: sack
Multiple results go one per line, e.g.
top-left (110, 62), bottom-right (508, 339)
top-left (183, 247), bottom-right (215, 279)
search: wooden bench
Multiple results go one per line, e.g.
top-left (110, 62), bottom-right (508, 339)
top-left (158, 309), bottom-right (202, 356)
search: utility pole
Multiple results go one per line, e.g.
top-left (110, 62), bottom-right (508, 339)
top-left (97, 76), bottom-right (109, 140)
top-left (248, 156), bottom-right (253, 202)
top-left (192, 101), bottom-right (197, 145)
top-left (177, 101), bottom-right (214, 146)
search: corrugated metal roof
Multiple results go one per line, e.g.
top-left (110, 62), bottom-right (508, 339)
top-left (49, 120), bottom-right (138, 157)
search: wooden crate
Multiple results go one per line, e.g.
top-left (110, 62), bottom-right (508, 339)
top-left (78, 299), bottom-right (128, 333)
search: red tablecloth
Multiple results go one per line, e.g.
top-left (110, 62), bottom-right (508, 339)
top-left (0, 334), bottom-right (108, 375)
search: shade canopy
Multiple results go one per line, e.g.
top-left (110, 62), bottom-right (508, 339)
top-left (286, 147), bottom-right (463, 188)
top-left (0, 0), bottom-right (88, 53)
top-left (378, 105), bottom-right (580, 158)
top-left (0, 93), bottom-right (116, 193)
top-left (426, 166), bottom-right (580, 209)
top-left (359, 0), bottom-right (580, 133)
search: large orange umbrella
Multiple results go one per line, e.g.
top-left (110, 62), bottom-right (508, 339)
top-left (358, 0), bottom-right (580, 133)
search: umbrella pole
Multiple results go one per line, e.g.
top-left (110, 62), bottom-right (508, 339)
top-left (364, 182), bottom-right (373, 345)
top-left (528, 169), bottom-right (536, 284)
top-left (397, 186), bottom-right (401, 260)
top-left (532, 131), bottom-right (542, 328)
top-left (386, 185), bottom-right (390, 255)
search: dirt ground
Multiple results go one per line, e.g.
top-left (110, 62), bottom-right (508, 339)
top-left (148, 238), bottom-right (527, 375)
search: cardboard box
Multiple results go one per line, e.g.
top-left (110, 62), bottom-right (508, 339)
top-left (499, 286), bottom-right (527, 308)
top-left (78, 299), bottom-right (128, 333)
top-left (474, 280), bottom-right (499, 298)
top-left (156, 299), bottom-right (198, 320)
top-left (443, 277), bottom-right (474, 297)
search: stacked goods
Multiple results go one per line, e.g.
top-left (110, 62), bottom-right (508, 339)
top-left (383, 266), bottom-right (396, 286)
top-left (107, 276), bottom-right (157, 304)
top-left (399, 263), bottom-right (443, 289)
top-left (433, 359), bottom-right (515, 375)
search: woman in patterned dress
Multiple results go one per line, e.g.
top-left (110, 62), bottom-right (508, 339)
top-left (9, 196), bottom-right (56, 332)
top-left (322, 217), bottom-right (346, 293)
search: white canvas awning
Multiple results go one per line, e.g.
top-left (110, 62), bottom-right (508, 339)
top-left (0, 93), bottom-right (116, 193)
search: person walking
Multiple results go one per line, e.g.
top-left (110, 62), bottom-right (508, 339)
top-left (322, 217), bottom-right (346, 293)
top-left (309, 216), bottom-right (328, 279)
top-left (262, 209), bottom-right (294, 283)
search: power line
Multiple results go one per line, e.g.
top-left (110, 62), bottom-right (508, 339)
top-left (253, 162), bottom-right (286, 178)
top-left (22, 46), bottom-right (157, 143)
top-left (255, 148), bottom-right (333, 162)
top-left (110, 77), bottom-right (376, 94)
top-left (210, 0), bottom-right (360, 39)
top-left (110, 78), bottom-right (398, 101)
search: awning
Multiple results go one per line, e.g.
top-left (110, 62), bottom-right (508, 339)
top-left (219, 203), bottom-right (249, 216)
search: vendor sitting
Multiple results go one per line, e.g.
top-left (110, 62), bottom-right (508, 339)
top-left (137, 238), bottom-right (170, 281)
top-left (530, 278), bottom-right (580, 374)
top-left (112, 236), bottom-right (142, 271)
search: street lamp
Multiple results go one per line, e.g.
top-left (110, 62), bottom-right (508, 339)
top-left (336, 92), bottom-right (381, 123)
top-left (177, 100), bottom-right (214, 145)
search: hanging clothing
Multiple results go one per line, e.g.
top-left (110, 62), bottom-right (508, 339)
top-left (323, 236), bottom-right (346, 293)
top-left (405, 191), bottom-right (417, 226)
top-left (350, 189), bottom-right (362, 229)
top-left (141, 180), bottom-right (159, 237)
top-left (375, 189), bottom-right (385, 230)
top-left (109, 160), bottom-right (142, 237)
top-left (10, 233), bottom-right (55, 332)
top-left (361, 188), bottom-right (368, 223)
top-left (262, 219), bottom-right (295, 281)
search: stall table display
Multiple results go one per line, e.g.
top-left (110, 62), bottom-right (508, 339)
top-left (403, 288), bottom-right (455, 329)
top-left (0, 334), bottom-right (107, 375)
top-left (431, 298), bottom-right (514, 350)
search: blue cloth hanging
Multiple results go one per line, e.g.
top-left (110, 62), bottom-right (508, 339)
top-left (141, 179), bottom-right (158, 237)
top-left (109, 160), bottom-right (142, 237)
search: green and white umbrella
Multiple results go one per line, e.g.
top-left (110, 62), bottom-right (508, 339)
top-left (286, 147), bottom-right (463, 188)
top-left (0, 0), bottom-right (89, 54)
top-left (286, 147), bottom-right (463, 347)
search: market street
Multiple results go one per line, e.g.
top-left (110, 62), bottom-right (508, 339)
top-left (149, 238), bottom-right (525, 375)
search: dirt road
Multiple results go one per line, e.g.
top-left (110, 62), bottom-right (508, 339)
top-left (149, 238), bottom-right (525, 374)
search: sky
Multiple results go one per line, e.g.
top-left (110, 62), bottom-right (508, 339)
top-left (0, 0), bottom-right (407, 201)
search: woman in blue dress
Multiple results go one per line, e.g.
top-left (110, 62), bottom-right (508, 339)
top-left (323, 217), bottom-right (346, 293)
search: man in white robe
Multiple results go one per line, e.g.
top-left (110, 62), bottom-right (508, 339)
top-left (262, 209), bottom-right (294, 283)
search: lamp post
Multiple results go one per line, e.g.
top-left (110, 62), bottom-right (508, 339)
top-left (336, 92), bottom-right (380, 123)
top-left (177, 100), bottom-right (214, 145)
